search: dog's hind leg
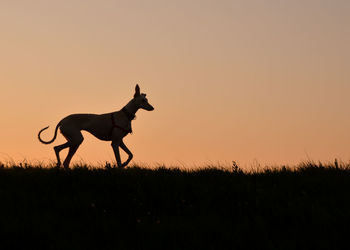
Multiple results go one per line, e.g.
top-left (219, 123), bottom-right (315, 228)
top-left (62, 132), bottom-right (84, 169)
top-left (54, 142), bottom-right (70, 167)
top-left (63, 144), bottom-right (80, 169)
top-left (56, 127), bottom-right (84, 169)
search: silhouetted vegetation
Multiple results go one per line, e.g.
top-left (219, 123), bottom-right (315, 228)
top-left (0, 161), bottom-right (349, 249)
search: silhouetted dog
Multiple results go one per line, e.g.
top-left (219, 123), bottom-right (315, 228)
top-left (38, 84), bottom-right (154, 168)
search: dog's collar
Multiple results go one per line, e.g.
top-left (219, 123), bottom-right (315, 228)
top-left (122, 107), bottom-right (135, 120)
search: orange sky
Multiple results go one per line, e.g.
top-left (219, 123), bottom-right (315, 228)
top-left (1, 0), bottom-right (349, 168)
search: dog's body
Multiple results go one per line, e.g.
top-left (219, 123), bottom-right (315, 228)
top-left (38, 85), bottom-right (154, 168)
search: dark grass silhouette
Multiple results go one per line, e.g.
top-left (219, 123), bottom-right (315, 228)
top-left (0, 161), bottom-right (349, 249)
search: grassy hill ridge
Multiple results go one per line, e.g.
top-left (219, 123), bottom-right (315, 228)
top-left (0, 162), bottom-right (349, 249)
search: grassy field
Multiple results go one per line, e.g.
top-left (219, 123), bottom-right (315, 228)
top-left (0, 161), bottom-right (349, 250)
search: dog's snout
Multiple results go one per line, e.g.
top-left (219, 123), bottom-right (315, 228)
top-left (146, 103), bottom-right (154, 111)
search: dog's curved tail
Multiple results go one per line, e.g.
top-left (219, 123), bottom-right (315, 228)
top-left (38, 123), bottom-right (60, 144)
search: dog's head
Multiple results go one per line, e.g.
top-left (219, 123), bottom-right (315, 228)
top-left (133, 84), bottom-right (154, 111)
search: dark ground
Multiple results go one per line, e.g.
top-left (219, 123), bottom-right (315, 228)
top-left (0, 162), bottom-right (349, 250)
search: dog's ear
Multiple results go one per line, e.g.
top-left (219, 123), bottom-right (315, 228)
top-left (134, 84), bottom-right (140, 98)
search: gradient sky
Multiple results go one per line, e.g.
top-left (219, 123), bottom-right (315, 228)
top-left (1, 0), bottom-right (349, 168)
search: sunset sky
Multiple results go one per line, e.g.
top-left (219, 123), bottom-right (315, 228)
top-left (1, 0), bottom-right (349, 168)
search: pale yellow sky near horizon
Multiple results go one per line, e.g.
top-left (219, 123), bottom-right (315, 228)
top-left (1, 0), bottom-right (349, 168)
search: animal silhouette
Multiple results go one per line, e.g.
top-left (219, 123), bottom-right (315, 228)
top-left (38, 84), bottom-right (154, 168)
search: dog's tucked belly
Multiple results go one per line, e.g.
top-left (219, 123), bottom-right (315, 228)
top-left (84, 127), bottom-right (112, 141)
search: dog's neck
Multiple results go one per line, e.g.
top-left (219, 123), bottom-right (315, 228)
top-left (122, 100), bottom-right (139, 120)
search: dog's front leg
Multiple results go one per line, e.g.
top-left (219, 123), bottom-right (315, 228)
top-left (120, 140), bottom-right (133, 167)
top-left (111, 140), bottom-right (123, 168)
